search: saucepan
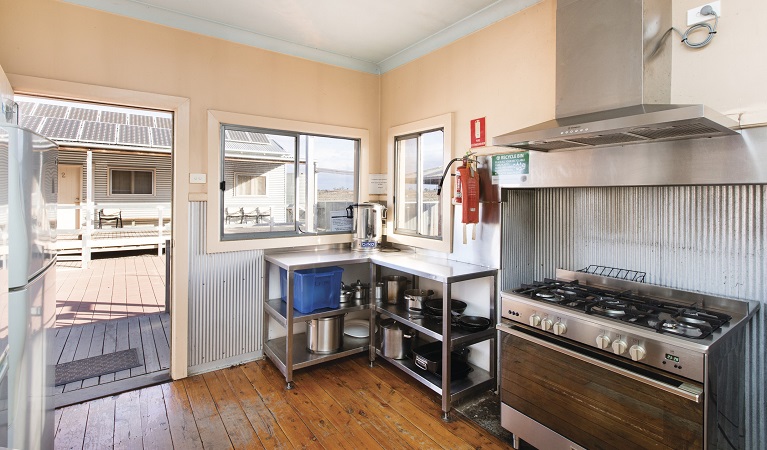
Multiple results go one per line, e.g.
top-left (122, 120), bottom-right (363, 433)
top-left (403, 289), bottom-right (434, 311)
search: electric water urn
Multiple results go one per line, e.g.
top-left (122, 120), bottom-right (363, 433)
top-left (347, 203), bottom-right (385, 252)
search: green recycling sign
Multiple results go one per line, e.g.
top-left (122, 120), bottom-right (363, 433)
top-left (491, 152), bottom-right (530, 184)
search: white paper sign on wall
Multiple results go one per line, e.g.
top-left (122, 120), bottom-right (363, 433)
top-left (369, 174), bottom-right (387, 195)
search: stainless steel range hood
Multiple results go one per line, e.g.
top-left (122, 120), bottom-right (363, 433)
top-left (493, 0), bottom-right (739, 152)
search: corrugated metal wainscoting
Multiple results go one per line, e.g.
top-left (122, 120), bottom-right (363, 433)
top-left (188, 201), bottom-right (264, 374)
top-left (502, 185), bottom-right (766, 449)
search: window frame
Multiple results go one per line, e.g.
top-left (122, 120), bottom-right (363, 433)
top-left (107, 167), bottom-right (156, 196)
top-left (207, 110), bottom-right (369, 252)
top-left (387, 113), bottom-right (453, 253)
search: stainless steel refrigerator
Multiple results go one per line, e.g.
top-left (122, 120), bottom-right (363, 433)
top-left (1, 124), bottom-right (57, 450)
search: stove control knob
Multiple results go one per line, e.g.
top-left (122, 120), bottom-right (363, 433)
top-left (595, 334), bottom-right (611, 349)
top-left (629, 345), bottom-right (646, 361)
top-left (612, 339), bottom-right (627, 355)
top-left (540, 318), bottom-right (553, 331)
top-left (553, 321), bottom-right (567, 335)
top-left (529, 314), bottom-right (541, 327)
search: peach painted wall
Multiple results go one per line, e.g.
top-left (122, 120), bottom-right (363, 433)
top-left (0, 0), bottom-right (381, 194)
top-left (380, 0), bottom-right (556, 166)
top-left (671, 0), bottom-right (767, 126)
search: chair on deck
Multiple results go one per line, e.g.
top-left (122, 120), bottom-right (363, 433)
top-left (225, 207), bottom-right (243, 224)
top-left (256, 207), bottom-right (271, 224)
top-left (241, 207), bottom-right (259, 224)
top-left (98, 208), bottom-right (123, 228)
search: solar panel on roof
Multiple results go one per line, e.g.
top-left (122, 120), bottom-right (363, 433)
top-left (155, 117), bottom-right (172, 129)
top-left (225, 130), bottom-right (252, 142)
top-left (69, 107), bottom-right (99, 122)
top-left (249, 133), bottom-right (271, 144)
top-left (100, 111), bottom-right (126, 124)
top-left (81, 121), bottom-right (116, 143)
top-left (117, 125), bottom-right (151, 146)
top-left (17, 102), bottom-right (36, 117)
top-left (225, 141), bottom-right (291, 158)
top-left (35, 104), bottom-right (68, 119)
top-left (129, 115), bottom-right (155, 127)
top-left (151, 128), bottom-right (172, 148)
top-left (40, 118), bottom-right (81, 140)
top-left (21, 116), bottom-right (44, 132)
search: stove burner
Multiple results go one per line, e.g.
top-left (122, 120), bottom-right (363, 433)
top-left (535, 290), bottom-right (560, 302)
top-left (591, 305), bottom-right (626, 316)
top-left (678, 316), bottom-right (708, 326)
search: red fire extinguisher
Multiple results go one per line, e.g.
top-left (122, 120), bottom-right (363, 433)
top-left (437, 152), bottom-right (480, 243)
top-left (455, 157), bottom-right (480, 243)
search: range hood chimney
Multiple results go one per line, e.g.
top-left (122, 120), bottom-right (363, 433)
top-left (493, 0), bottom-right (739, 152)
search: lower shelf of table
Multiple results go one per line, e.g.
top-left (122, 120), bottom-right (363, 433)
top-left (264, 333), bottom-right (369, 373)
top-left (375, 349), bottom-right (495, 402)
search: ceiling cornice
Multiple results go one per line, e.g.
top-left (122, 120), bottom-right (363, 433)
top-left (63, 0), bottom-right (541, 74)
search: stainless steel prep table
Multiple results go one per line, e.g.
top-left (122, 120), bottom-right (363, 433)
top-left (263, 248), bottom-right (497, 419)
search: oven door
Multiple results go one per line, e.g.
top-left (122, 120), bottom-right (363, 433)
top-left (498, 322), bottom-right (704, 450)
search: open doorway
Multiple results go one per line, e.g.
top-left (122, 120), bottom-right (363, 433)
top-left (16, 95), bottom-right (173, 406)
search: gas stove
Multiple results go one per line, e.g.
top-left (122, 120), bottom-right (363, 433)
top-left (501, 269), bottom-right (759, 383)
top-left (514, 278), bottom-right (731, 339)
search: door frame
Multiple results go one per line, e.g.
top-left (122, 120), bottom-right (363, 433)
top-left (9, 74), bottom-right (191, 379)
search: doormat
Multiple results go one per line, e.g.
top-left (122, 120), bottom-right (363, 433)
top-left (55, 349), bottom-right (140, 386)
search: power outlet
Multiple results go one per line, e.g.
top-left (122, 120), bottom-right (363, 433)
top-left (687, 1), bottom-right (721, 26)
top-left (189, 173), bottom-right (207, 184)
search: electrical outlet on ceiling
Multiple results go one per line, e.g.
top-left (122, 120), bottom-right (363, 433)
top-left (687, 1), bottom-right (721, 26)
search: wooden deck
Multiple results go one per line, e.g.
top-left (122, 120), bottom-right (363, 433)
top-left (54, 312), bottom-right (171, 408)
top-left (56, 254), bottom-right (166, 327)
top-left (55, 254), bottom-right (170, 407)
top-left (54, 356), bottom-right (511, 450)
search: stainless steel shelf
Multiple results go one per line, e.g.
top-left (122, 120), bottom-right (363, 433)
top-left (375, 349), bottom-right (495, 401)
top-left (265, 333), bottom-right (369, 372)
top-left (369, 252), bottom-right (497, 284)
top-left (376, 303), bottom-right (495, 347)
top-left (265, 298), bottom-right (369, 326)
top-left (265, 249), bottom-right (370, 271)
top-left (265, 248), bottom-right (496, 284)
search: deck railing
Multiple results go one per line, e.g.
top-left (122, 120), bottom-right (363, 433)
top-left (57, 204), bottom-right (171, 268)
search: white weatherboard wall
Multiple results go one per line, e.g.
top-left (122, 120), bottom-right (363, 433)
top-left (188, 201), bottom-right (264, 373)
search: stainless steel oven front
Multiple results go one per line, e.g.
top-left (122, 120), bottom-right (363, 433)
top-left (498, 321), bottom-right (705, 450)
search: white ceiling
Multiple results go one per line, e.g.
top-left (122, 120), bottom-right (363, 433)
top-left (63, 0), bottom-right (540, 73)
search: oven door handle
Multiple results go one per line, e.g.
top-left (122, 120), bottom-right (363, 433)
top-left (497, 324), bottom-right (703, 403)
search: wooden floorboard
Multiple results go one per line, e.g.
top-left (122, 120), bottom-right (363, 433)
top-left (55, 356), bottom-right (510, 450)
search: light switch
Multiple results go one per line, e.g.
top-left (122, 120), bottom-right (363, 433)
top-left (190, 173), bottom-right (207, 184)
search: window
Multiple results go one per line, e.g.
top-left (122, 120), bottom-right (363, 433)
top-left (221, 124), bottom-right (359, 240)
top-left (388, 113), bottom-right (453, 252)
top-left (234, 173), bottom-right (266, 196)
top-left (110, 168), bottom-right (154, 195)
top-left (394, 129), bottom-right (444, 238)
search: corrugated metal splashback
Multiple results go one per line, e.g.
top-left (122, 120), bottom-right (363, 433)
top-left (501, 185), bottom-right (766, 448)
top-left (188, 202), bottom-right (264, 373)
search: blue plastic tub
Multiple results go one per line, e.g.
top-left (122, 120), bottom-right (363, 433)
top-left (280, 266), bottom-right (344, 313)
